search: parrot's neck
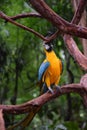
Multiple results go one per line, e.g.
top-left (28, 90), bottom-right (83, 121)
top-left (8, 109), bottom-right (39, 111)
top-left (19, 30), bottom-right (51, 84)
top-left (45, 50), bottom-right (57, 60)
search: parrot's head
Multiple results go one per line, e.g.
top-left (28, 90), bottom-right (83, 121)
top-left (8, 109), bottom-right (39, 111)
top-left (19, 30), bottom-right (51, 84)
top-left (43, 41), bottom-right (53, 52)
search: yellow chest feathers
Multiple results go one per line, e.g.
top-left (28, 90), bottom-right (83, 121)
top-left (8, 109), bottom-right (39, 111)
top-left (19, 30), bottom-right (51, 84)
top-left (45, 50), bottom-right (61, 84)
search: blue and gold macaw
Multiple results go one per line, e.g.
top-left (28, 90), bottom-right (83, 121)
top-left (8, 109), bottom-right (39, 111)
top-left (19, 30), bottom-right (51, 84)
top-left (38, 41), bottom-right (62, 94)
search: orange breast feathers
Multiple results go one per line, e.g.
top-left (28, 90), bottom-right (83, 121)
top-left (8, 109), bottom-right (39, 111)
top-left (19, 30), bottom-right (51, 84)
top-left (42, 50), bottom-right (62, 90)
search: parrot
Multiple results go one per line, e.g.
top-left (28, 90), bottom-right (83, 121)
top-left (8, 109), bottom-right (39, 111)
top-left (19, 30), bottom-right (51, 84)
top-left (38, 41), bottom-right (63, 94)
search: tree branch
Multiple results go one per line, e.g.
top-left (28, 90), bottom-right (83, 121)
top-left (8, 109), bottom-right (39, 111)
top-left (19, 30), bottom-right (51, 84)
top-left (0, 11), bottom-right (47, 41)
top-left (0, 11), bottom-right (60, 42)
top-left (0, 80), bottom-right (87, 115)
top-left (63, 35), bottom-right (87, 71)
top-left (0, 110), bottom-right (5, 130)
top-left (30, 0), bottom-right (87, 39)
top-left (1, 74), bottom-right (87, 130)
top-left (71, 0), bottom-right (87, 24)
top-left (10, 13), bottom-right (61, 42)
top-left (9, 12), bottom-right (42, 20)
top-left (72, 0), bottom-right (87, 57)
top-left (63, 0), bottom-right (87, 71)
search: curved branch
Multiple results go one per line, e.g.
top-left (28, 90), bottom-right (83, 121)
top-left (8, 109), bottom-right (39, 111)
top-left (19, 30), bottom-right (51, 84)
top-left (0, 82), bottom-right (87, 115)
top-left (63, 35), bottom-right (87, 71)
top-left (0, 11), bottom-right (60, 42)
top-left (0, 11), bottom-right (47, 41)
top-left (2, 74), bottom-right (87, 130)
top-left (0, 11), bottom-right (61, 42)
top-left (71, 0), bottom-right (87, 24)
top-left (30, 0), bottom-right (87, 39)
top-left (63, 0), bottom-right (87, 71)
top-left (9, 12), bottom-right (42, 20)
top-left (10, 13), bottom-right (61, 42)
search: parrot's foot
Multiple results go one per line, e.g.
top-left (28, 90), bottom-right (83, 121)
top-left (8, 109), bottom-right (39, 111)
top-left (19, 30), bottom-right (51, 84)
top-left (48, 87), bottom-right (54, 94)
top-left (55, 85), bottom-right (62, 93)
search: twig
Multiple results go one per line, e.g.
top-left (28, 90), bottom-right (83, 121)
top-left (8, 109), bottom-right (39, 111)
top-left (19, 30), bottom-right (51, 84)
top-left (10, 12), bottom-right (42, 20)
top-left (0, 11), bottom-right (47, 41)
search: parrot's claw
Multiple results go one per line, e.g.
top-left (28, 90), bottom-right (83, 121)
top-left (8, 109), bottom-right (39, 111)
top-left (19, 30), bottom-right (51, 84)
top-left (55, 85), bottom-right (62, 93)
top-left (48, 87), bottom-right (54, 94)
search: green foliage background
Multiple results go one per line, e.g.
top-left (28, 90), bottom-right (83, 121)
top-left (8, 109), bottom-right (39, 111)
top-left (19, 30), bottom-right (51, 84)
top-left (0, 0), bottom-right (87, 129)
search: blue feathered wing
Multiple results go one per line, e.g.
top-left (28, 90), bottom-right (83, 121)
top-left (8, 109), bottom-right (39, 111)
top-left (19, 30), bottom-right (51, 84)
top-left (38, 61), bottom-right (50, 82)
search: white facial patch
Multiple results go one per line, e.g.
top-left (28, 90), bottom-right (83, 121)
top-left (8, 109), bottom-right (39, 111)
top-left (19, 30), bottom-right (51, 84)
top-left (45, 44), bottom-right (50, 50)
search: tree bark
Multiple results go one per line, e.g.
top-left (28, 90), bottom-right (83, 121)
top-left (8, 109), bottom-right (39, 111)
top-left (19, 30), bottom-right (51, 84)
top-left (0, 79), bottom-right (87, 115)
top-left (29, 0), bottom-right (87, 39)
top-left (0, 110), bottom-right (5, 130)
top-left (72, 0), bottom-right (87, 57)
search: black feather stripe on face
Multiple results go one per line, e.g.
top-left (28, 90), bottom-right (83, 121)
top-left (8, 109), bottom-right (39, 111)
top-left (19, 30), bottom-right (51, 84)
top-left (43, 42), bottom-right (53, 52)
